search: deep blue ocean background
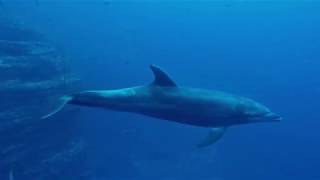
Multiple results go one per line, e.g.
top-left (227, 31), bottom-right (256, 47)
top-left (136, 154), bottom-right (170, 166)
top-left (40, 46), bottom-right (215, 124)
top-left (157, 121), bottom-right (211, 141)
top-left (2, 0), bottom-right (320, 179)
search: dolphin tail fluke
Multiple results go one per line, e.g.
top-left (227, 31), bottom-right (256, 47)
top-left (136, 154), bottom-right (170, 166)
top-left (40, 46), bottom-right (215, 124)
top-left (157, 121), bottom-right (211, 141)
top-left (41, 96), bottom-right (72, 119)
top-left (197, 127), bottom-right (226, 148)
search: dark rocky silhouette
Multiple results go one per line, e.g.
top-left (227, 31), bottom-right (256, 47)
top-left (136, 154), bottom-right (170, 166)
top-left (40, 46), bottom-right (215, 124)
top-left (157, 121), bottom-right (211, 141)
top-left (0, 16), bottom-right (87, 180)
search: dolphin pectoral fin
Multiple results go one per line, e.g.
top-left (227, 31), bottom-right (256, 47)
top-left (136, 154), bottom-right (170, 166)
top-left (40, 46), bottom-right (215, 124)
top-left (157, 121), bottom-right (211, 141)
top-left (150, 64), bottom-right (177, 87)
top-left (41, 96), bottom-right (72, 119)
top-left (197, 127), bottom-right (226, 148)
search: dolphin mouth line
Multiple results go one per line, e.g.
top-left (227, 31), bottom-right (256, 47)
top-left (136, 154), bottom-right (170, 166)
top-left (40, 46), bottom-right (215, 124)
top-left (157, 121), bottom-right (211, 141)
top-left (266, 113), bottom-right (282, 122)
top-left (248, 112), bottom-right (282, 123)
top-left (272, 116), bottom-right (282, 122)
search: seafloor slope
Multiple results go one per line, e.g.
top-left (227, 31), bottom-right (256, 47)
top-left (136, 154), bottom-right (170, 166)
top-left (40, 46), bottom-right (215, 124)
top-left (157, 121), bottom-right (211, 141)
top-left (0, 16), bottom-right (88, 180)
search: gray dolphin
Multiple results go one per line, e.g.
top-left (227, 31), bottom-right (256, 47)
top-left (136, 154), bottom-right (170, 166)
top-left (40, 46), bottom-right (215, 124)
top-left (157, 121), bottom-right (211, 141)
top-left (9, 170), bottom-right (14, 180)
top-left (43, 65), bottom-right (281, 147)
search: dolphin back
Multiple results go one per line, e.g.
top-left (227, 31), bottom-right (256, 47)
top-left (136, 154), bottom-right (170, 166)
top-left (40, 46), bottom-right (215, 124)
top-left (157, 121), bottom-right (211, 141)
top-left (41, 96), bottom-right (72, 119)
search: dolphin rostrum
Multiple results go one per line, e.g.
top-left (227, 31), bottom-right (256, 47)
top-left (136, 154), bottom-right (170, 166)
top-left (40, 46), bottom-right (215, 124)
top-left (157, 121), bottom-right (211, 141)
top-left (43, 65), bottom-right (281, 147)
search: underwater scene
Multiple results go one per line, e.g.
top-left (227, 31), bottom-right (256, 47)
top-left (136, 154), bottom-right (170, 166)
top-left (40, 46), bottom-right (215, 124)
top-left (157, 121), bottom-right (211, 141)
top-left (0, 0), bottom-right (319, 180)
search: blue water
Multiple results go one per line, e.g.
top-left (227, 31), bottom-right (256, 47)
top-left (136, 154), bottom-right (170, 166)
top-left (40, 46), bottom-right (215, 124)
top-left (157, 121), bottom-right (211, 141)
top-left (2, 1), bottom-right (320, 179)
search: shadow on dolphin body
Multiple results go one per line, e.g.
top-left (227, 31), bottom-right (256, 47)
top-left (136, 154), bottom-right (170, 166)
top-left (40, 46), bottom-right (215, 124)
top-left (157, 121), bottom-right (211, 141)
top-left (42, 65), bottom-right (281, 147)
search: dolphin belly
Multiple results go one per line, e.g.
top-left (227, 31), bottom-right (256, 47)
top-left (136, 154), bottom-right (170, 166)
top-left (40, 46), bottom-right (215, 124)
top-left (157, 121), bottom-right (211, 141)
top-left (138, 109), bottom-right (230, 127)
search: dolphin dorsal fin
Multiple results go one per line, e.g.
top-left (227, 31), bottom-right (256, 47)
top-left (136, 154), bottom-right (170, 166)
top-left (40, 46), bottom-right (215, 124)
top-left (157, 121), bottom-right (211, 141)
top-left (150, 65), bottom-right (177, 87)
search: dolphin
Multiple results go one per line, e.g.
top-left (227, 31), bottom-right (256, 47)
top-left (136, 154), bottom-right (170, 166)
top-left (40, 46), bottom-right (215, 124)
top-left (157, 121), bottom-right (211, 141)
top-left (9, 170), bottom-right (14, 180)
top-left (43, 65), bottom-right (281, 147)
